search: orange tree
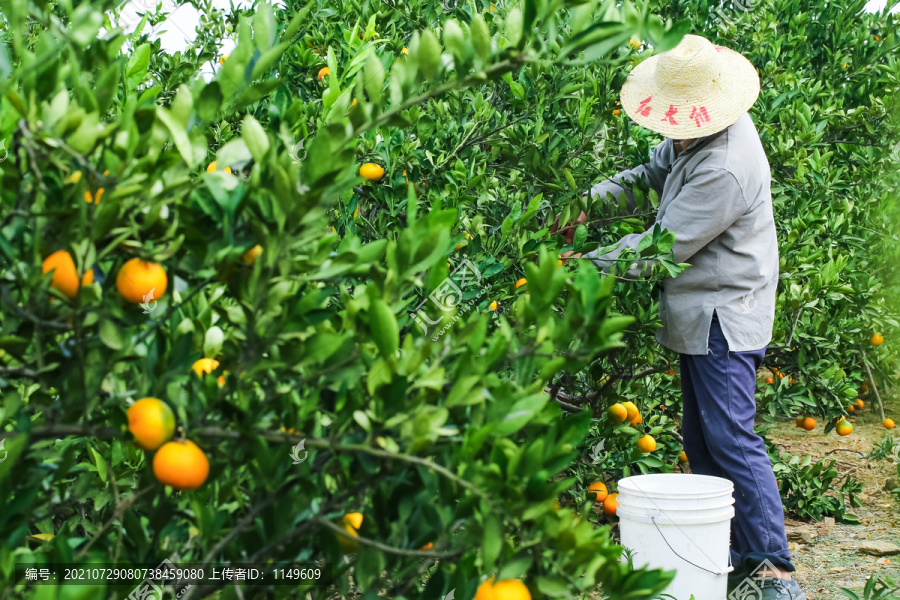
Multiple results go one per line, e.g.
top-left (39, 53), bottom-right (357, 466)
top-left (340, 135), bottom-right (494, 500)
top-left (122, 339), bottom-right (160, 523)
top-left (552, 0), bottom-right (900, 507)
top-left (0, 0), bottom-right (693, 598)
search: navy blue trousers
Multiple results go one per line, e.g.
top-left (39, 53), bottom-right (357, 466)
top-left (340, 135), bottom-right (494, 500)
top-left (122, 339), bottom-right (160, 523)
top-left (679, 311), bottom-right (794, 574)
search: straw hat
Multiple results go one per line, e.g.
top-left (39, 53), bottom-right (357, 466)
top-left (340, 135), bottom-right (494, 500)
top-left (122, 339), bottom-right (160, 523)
top-left (620, 34), bottom-right (760, 139)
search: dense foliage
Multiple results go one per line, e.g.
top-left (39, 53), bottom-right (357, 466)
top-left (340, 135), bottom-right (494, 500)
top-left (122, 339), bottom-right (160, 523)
top-left (0, 0), bottom-right (898, 598)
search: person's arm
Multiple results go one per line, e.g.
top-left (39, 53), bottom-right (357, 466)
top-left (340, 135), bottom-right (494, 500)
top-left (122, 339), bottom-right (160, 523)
top-left (583, 167), bottom-right (748, 279)
top-left (553, 141), bottom-right (670, 242)
top-left (585, 141), bottom-right (671, 216)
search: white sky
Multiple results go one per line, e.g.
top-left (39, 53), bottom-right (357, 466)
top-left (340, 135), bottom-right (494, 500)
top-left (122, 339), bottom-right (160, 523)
top-left (864, 0), bottom-right (900, 12)
top-left (112, 0), bottom-right (897, 79)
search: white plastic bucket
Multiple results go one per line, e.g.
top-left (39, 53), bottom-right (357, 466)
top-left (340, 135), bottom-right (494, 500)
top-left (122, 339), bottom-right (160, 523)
top-left (617, 474), bottom-right (735, 600)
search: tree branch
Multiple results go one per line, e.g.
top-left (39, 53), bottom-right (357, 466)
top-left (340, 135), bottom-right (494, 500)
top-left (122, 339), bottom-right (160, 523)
top-left (860, 348), bottom-right (886, 422)
top-left (315, 517), bottom-right (460, 559)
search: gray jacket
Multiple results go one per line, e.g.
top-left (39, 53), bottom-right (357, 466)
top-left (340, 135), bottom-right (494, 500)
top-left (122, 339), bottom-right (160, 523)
top-left (583, 113), bottom-right (778, 355)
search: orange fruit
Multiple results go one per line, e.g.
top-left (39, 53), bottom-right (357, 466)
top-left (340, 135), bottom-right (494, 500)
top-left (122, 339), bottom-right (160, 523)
top-left (608, 403), bottom-right (628, 424)
top-left (401, 47), bottom-right (409, 55)
top-left (243, 244), bottom-right (263, 265)
top-left (835, 419), bottom-right (853, 436)
top-left (206, 161), bottom-right (217, 172)
top-left (359, 163), bottom-right (384, 181)
top-left (192, 358), bottom-right (227, 387)
top-left (491, 580), bottom-right (531, 600)
top-left (621, 401), bottom-right (640, 423)
top-left (420, 542), bottom-right (433, 550)
top-left (666, 368), bottom-right (676, 376)
top-left (855, 399), bottom-right (864, 409)
top-left (629, 413), bottom-right (643, 427)
top-left (153, 439), bottom-right (209, 490)
top-left (603, 493), bottom-right (618, 516)
top-left (84, 188), bottom-right (104, 204)
top-left (678, 450), bottom-right (688, 464)
top-left (778, 372), bottom-right (784, 379)
top-left (219, 55), bottom-right (227, 64)
top-left (871, 333), bottom-right (884, 345)
top-left (116, 258), bottom-right (167, 304)
top-left (861, 384), bottom-right (870, 394)
top-left (765, 377), bottom-right (774, 384)
top-left (588, 481), bottom-right (608, 503)
top-left (343, 512), bottom-right (363, 530)
top-left (126, 397), bottom-right (175, 451)
top-left (801, 417), bottom-right (816, 431)
top-left (613, 109), bottom-right (621, 115)
top-left (317, 66), bottom-right (330, 80)
top-left (489, 300), bottom-right (498, 311)
top-left (795, 417), bottom-right (804, 428)
top-left (884, 418), bottom-right (895, 429)
top-left (475, 579), bottom-right (495, 600)
top-left (42, 250), bottom-right (94, 299)
top-left (515, 278), bottom-right (527, 289)
top-left (192, 358), bottom-right (219, 375)
top-left (337, 520), bottom-right (360, 553)
top-left (637, 435), bottom-right (656, 453)
top-left (847, 404), bottom-right (856, 412)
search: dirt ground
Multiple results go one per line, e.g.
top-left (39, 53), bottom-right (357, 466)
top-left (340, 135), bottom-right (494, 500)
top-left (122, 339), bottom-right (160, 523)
top-left (764, 398), bottom-right (900, 598)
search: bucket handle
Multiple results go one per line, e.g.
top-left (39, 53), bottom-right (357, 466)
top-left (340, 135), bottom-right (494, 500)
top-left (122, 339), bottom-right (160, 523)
top-left (650, 516), bottom-right (730, 576)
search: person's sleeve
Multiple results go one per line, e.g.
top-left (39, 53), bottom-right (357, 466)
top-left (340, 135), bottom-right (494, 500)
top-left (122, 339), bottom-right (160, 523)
top-left (583, 141), bottom-right (670, 216)
top-left (582, 168), bottom-right (748, 279)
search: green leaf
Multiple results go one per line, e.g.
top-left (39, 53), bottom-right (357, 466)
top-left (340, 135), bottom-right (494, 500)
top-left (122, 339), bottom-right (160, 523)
top-left (253, 1), bottom-right (276, 51)
top-left (506, 8), bottom-right (524, 47)
top-left (204, 326), bottom-right (225, 357)
top-left (482, 514), bottom-right (501, 565)
top-left (217, 138), bottom-right (252, 169)
top-left (251, 42), bottom-right (289, 80)
top-left (242, 114), bottom-right (270, 163)
top-left (535, 576), bottom-right (569, 597)
top-left (197, 82), bottom-right (223, 122)
top-left (470, 15), bottom-right (492, 61)
top-left (418, 30), bottom-right (442, 80)
top-left (369, 299), bottom-right (399, 358)
top-left (364, 52), bottom-right (385, 104)
top-left (125, 43), bottom-right (150, 89)
top-left (88, 446), bottom-right (108, 483)
top-left (157, 107), bottom-right (198, 167)
top-left (573, 223), bottom-right (588, 249)
top-left (0, 434), bottom-right (28, 484)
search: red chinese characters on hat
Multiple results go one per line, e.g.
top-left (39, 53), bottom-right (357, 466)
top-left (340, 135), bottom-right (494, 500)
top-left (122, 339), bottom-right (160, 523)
top-left (661, 105), bottom-right (678, 125)
top-left (689, 106), bottom-right (711, 127)
top-left (637, 96), bottom-right (652, 116)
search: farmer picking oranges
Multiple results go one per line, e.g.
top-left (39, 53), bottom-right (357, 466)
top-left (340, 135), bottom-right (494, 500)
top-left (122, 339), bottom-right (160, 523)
top-left (554, 35), bottom-right (804, 599)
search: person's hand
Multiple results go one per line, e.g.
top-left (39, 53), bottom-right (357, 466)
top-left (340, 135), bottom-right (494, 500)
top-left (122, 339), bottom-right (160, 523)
top-left (560, 250), bottom-right (582, 265)
top-left (550, 209), bottom-right (588, 244)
